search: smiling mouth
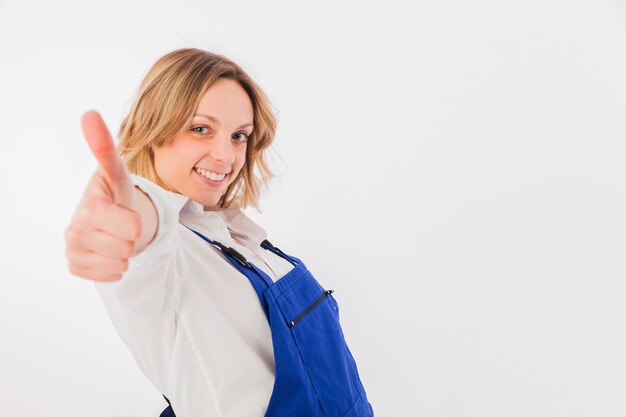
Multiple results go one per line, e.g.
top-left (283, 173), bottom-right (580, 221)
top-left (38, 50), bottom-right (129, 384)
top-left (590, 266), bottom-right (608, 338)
top-left (193, 167), bottom-right (229, 182)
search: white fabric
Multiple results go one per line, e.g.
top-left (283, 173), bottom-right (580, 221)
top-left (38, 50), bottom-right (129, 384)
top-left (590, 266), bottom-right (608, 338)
top-left (94, 174), bottom-right (295, 417)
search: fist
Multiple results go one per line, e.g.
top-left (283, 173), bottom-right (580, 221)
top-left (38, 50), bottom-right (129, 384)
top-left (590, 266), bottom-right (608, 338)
top-left (65, 111), bottom-right (141, 282)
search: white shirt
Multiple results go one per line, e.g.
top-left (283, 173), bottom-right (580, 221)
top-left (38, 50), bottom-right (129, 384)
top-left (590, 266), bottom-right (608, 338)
top-left (94, 174), bottom-right (295, 417)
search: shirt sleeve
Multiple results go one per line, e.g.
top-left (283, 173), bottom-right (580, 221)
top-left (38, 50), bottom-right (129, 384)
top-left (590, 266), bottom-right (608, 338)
top-left (94, 174), bottom-right (183, 317)
top-left (92, 175), bottom-right (185, 394)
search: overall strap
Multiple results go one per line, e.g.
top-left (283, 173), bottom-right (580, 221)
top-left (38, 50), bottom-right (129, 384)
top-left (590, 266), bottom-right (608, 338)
top-left (260, 239), bottom-right (300, 267)
top-left (181, 223), bottom-right (283, 321)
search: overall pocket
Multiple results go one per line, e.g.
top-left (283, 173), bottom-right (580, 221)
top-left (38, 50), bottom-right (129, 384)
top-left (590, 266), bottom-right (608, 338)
top-left (278, 279), bottom-right (365, 417)
top-left (288, 289), bottom-right (335, 328)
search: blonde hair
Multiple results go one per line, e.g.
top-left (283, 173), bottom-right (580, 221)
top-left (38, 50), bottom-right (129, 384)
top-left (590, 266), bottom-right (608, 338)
top-left (117, 48), bottom-right (277, 211)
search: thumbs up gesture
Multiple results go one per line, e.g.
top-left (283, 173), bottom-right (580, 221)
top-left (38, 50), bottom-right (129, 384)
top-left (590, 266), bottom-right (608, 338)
top-left (65, 111), bottom-right (142, 282)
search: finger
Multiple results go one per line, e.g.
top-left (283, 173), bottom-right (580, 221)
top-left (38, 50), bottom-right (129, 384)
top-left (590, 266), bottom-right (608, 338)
top-left (68, 263), bottom-right (123, 282)
top-left (66, 247), bottom-right (130, 275)
top-left (69, 199), bottom-right (141, 241)
top-left (65, 226), bottom-right (136, 260)
top-left (91, 202), bottom-right (141, 241)
top-left (81, 111), bottom-right (134, 207)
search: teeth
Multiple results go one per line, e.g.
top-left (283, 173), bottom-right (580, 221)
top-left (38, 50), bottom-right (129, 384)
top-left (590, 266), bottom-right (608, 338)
top-left (195, 168), bottom-right (226, 181)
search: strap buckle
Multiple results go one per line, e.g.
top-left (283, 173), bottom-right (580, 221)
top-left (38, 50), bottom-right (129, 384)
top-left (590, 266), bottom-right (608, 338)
top-left (210, 241), bottom-right (250, 268)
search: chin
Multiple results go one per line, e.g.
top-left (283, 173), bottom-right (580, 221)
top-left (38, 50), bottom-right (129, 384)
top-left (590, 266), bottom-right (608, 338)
top-left (196, 195), bottom-right (219, 206)
top-left (199, 193), bottom-right (223, 207)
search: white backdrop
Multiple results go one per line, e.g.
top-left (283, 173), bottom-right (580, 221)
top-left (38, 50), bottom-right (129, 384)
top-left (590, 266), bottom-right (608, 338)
top-left (1, 0), bottom-right (626, 416)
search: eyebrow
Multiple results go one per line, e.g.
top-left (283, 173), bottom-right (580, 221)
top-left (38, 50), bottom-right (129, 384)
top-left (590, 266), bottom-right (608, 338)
top-left (194, 113), bottom-right (254, 130)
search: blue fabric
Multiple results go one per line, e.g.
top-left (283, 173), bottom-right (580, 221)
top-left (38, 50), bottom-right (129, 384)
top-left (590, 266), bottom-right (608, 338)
top-left (161, 226), bottom-right (374, 416)
top-left (160, 395), bottom-right (175, 417)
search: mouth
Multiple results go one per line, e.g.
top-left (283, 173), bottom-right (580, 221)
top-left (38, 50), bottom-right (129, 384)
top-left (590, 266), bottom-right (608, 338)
top-left (193, 167), bottom-right (230, 185)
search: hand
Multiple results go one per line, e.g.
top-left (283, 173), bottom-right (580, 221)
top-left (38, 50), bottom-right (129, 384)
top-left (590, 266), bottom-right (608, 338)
top-left (65, 111), bottom-right (141, 282)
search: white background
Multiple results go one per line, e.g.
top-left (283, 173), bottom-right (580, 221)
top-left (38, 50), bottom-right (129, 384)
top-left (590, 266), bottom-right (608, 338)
top-left (1, 0), bottom-right (626, 416)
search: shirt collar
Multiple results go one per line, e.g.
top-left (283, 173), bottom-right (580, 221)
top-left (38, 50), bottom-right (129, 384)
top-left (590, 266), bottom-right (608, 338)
top-left (172, 193), bottom-right (269, 251)
top-left (180, 198), bottom-right (208, 216)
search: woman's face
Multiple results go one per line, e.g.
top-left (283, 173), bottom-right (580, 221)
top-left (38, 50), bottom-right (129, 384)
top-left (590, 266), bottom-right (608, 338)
top-left (153, 78), bottom-right (253, 209)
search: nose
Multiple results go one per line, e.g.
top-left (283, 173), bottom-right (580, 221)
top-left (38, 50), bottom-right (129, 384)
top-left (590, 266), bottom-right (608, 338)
top-left (208, 135), bottom-right (236, 167)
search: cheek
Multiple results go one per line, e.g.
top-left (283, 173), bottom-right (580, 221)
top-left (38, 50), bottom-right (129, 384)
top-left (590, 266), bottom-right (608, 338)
top-left (235, 146), bottom-right (247, 170)
top-left (152, 148), bottom-right (167, 175)
top-left (161, 142), bottom-right (199, 170)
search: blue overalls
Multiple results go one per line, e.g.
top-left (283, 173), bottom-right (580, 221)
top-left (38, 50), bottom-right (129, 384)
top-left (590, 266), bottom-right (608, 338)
top-left (159, 226), bottom-right (374, 417)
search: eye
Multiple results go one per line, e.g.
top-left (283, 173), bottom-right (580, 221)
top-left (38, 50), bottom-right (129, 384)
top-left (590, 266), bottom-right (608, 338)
top-left (233, 132), bottom-right (249, 142)
top-left (191, 126), bottom-right (211, 135)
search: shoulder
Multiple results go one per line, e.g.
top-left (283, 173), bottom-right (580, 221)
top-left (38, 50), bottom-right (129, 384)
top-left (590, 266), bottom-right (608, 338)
top-left (130, 174), bottom-right (190, 214)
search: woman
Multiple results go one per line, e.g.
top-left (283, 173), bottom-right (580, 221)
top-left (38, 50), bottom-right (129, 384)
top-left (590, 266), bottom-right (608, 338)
top-left (65, 48), bottom-right (373, 417)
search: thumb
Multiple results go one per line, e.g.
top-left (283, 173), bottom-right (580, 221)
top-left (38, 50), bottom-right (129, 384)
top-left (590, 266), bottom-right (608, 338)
top-left (81, 110), bottom-right (134, 208)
